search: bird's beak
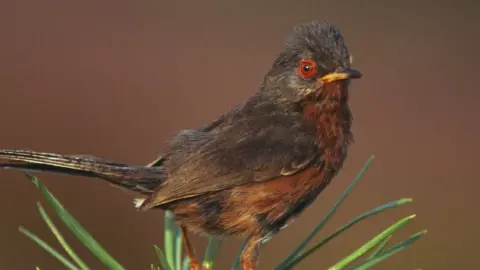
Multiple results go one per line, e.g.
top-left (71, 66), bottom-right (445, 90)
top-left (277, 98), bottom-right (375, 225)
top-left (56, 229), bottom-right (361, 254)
top-left (318, 68), bottom-right (363, 84)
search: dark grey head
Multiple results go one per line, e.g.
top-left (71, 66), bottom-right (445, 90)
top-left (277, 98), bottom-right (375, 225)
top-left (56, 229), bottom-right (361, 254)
top-left (262, 21), bottom-right (362, 103)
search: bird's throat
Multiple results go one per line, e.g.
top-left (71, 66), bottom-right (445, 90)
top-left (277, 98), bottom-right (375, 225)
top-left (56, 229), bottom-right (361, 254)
top-left (302, 92), bottom-right (353, 169)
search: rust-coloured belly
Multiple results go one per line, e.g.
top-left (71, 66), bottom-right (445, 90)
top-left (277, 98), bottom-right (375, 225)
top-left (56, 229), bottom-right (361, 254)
top-left (170, 159), bottom-right (342, 238)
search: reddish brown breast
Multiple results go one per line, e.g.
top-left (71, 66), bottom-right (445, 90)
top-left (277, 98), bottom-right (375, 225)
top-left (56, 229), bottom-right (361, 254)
top-left (303, 80), bottom-right (353, 173)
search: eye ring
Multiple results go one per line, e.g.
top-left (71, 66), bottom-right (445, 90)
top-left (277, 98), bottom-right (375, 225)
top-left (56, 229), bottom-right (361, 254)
top-left (298, 59), bottom-right (317, 78)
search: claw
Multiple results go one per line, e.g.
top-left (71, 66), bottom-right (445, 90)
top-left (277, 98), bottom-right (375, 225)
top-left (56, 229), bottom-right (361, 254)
top-left (188, 261), bottom-right (210, 270)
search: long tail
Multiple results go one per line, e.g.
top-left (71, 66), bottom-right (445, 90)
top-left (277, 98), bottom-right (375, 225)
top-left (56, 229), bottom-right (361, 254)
top-left (0, 149), bottom-right (166, 194)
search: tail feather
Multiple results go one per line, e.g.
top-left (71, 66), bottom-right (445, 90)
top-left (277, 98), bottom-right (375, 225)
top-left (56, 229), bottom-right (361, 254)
top-left (0, 149), bottom-right (166, 194)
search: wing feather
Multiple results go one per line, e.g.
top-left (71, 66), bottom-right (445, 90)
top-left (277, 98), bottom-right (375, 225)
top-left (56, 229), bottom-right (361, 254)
top-left (141, 112), bottom-right (320, 209)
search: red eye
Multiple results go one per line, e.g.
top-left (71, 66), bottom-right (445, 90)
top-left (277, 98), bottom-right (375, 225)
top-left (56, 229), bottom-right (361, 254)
top-left (298, 59), bottom-right (317, 78)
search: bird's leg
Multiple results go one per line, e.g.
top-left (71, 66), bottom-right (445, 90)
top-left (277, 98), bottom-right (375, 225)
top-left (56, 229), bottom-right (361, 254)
top-left (240, 236), bottom-right (261, 270)
top-left (180, 226), bottom-right (206, 270)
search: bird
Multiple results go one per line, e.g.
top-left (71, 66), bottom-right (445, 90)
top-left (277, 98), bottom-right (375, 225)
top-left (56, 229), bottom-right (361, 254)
top-left (0, 21), bottom-right (362, 270)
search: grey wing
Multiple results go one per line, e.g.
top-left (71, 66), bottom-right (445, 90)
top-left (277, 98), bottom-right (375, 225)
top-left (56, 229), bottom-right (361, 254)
top-left (142, 119), bottom-right (320, 208)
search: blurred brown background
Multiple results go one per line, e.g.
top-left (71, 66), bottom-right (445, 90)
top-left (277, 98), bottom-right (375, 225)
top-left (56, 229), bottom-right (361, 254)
top-left (0, 1), bottom-right (478, 269)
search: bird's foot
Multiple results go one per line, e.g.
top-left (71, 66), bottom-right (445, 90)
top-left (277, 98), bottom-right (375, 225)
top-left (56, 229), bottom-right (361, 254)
top-left (189, 260), bottom-right (210, 270)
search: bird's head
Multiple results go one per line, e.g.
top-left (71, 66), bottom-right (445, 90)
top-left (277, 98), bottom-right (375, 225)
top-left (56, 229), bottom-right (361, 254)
top-left (262, 21), bottom-right (362, 107)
